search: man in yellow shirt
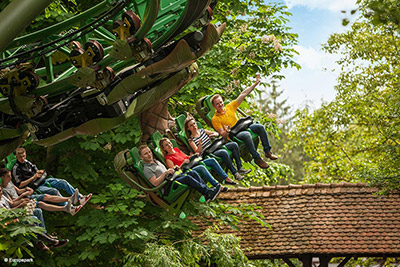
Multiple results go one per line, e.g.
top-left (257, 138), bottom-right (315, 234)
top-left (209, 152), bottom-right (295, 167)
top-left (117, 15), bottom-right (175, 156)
top-left (211, 74), bottom-right (277, 169)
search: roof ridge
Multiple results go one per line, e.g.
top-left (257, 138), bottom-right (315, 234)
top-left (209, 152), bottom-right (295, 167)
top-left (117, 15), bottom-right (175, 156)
top-left (224, 182), bottom-right (374, 194)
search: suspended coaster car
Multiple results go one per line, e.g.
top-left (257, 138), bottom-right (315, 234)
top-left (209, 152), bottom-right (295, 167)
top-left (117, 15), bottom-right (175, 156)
top-left (0, 0), bottom-right (225, 160)
top-left (114, 146), bottom-right (192, 216)
top-left (114, 131), bottom-right (209, 216)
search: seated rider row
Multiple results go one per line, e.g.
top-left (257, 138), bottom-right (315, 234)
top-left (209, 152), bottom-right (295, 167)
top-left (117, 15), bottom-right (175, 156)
top-left (0, 183), bottom-right (69, 251)
top-left (184, 116), bottom-right (251, 180)
top-left (210, 74), bottom-right (278, 169)
top-left (11, 147), bottom-right (92, 206)
top-left (1, 168), bottom-right (86, 216)
top-left (160, 137), bottom-right (237, 186)
top-left (139, 145), bottom-right (223, 202)
top-left (0, 147), bottom-right (94, 251)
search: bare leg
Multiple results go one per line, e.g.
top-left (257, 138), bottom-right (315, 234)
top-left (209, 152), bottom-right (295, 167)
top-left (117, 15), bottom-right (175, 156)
top-left (37, 201), bottom-right (67, 212)
top-left (43, 194), bottom-right (70, 204)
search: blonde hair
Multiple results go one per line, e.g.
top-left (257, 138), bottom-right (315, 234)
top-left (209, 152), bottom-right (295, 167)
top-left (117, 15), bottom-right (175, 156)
top-left (159, 138), bottom-right (170, 157)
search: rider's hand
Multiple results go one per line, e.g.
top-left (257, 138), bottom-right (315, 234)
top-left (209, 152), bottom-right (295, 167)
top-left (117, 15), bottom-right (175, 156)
top-left (212, 132), bottom-right (219, 138)
top-left (167, 168), bottom-right (175, 175)
top-left (255, 73), bottom-right (260, 85)
top-left (21, 191), bottom-right (30, 197)
top-left (183, 159), bottom-right (190, 164)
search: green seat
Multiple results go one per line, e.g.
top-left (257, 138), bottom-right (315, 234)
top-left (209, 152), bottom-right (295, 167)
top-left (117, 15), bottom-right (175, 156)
top-left (114, 146), bottom-right (190, 214)
top-left (150, 131), bottom-right (167, 164)
top-left (5, 153), bottom-right (16, 171)
top-left (175, 114), bottom-right (187, 132)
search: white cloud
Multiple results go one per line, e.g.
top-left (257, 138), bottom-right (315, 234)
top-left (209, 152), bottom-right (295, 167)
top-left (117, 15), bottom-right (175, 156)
top-left (293, 45), bottom-right (339, 72)
top-left (284, 0), bottom-right (357, 12)
top-left (265, 45), bottom-right (341, 110)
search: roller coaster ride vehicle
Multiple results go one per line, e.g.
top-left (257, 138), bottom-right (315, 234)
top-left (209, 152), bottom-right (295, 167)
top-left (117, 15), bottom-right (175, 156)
top-left (0, 0), bottom-right (225, 161)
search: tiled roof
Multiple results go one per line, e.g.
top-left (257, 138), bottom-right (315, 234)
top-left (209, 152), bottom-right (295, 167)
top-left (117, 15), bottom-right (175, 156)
top-left (193, 183), bottom-right (400, 259)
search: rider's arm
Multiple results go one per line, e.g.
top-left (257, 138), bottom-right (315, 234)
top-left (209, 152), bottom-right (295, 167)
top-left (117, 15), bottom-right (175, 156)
top-left (7, 196), bottom-right (29, 209)
top-left (189, 141), bottom-right (200, 154)
top-left (236, 74), bottom-right (260, 105)
top-left (18, 174), bottom-right (38, 188)
top-left (215, 127), bottom-right (229, 139)
top-left (205, 129), bottom-right (219, 138)
top-left (166, 159), bottom-right (176, 169)
top-left (148, 168), bottom-right (174, 187)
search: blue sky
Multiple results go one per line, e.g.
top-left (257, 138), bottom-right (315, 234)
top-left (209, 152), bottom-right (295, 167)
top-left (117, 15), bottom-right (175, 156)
top-left (262, 0), bottom-right (358, 110)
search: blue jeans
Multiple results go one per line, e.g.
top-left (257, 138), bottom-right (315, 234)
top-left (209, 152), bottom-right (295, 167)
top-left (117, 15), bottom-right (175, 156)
top-left (32, 208), bottom-right (46, 233)
top-left (175, 170), bottom-right (212, 196)
top-left (213, 142), bottom-right (242, 174)
top-left (192, 164), bottom-right (219, 187)
top-left (37, 178), bottom-right (76, 197)
top-left (203, 158), bottom-right (228, 181)
top-left (236, 123), bottom-right (271, 160)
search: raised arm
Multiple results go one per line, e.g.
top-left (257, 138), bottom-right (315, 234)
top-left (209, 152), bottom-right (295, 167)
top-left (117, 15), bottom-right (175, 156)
top-left (236, 74), bottom-right (260, 105)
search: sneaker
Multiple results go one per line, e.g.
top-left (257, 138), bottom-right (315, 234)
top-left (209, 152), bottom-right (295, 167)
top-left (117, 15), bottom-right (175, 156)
top-left (49, 239), bottom-right (69, 249)
top-left (255, 158), bottom-right (269, 169)
top-left (206, 184), bottom-right (222, 203)
top-left (238, 168), bottom-right (251, 175)
top-left (265, 151), bottom-right (278, 160)
top-left (234, 172), bottom-right (244, 181)
top-left (34, 241), bottom-right (49, 251)
top-left (79, 193), bottom-right (92, 206)
top-left (65, 199), bottom-right (72, 213)
top-left (69, 205), bottom-right (83, 216)
top-left (221, 187), bottom-right (229, 193)
top-left (71, 188), bottom-right (79, 205)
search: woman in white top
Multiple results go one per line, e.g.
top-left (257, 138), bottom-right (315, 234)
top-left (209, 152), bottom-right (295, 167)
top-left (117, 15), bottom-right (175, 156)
top-left (184, 116), bottom-right (251, 181)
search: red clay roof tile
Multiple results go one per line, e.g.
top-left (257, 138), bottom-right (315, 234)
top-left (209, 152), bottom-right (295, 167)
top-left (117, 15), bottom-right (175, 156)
top-left (192, 183), bottom-right (400, 258)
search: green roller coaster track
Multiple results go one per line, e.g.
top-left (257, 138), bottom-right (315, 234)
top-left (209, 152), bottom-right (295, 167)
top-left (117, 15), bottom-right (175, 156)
top-left (0, 0), bottom-right (224, 162)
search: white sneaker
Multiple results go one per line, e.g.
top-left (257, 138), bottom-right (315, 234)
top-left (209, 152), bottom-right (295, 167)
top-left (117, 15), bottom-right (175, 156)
top-left (65, 199), bottom-right (72, 213)
top-left (71, 188), bottom-right (79, 205)
top-left (69, 205), bottom-right (83, 216)
top-left (79, 193), bottom-right (92, 206)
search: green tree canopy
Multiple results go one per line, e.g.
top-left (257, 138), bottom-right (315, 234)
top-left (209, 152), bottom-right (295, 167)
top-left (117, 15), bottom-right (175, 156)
top-left (1, 0), bottom-right (299, 264)
top-left (288, 0), bottom-right (400, 191)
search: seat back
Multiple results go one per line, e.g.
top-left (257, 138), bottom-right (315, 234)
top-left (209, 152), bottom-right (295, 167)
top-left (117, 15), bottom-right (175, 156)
top-left (150, 131), bottom-right (166, 164)
top-left (5, 153), bottom-right (16, 171)
top-left (175, 114), bottom-right (186, 132)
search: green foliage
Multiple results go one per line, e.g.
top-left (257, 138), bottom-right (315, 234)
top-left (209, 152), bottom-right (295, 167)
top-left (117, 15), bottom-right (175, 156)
top-left (124, 228), bottom-right (250, 267)
top-left (0, 208), bottom-right (44, 259)
top-left (288, 2), bottom-right (400, 191)
top-left (3, 0), bottom-right (300, 264)
top-left (359, 0), bottom-right (400, 27)
top-left (172, 1), bottom-right (299, 116)
top-left (255, 82), bottom-right (307, 181)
